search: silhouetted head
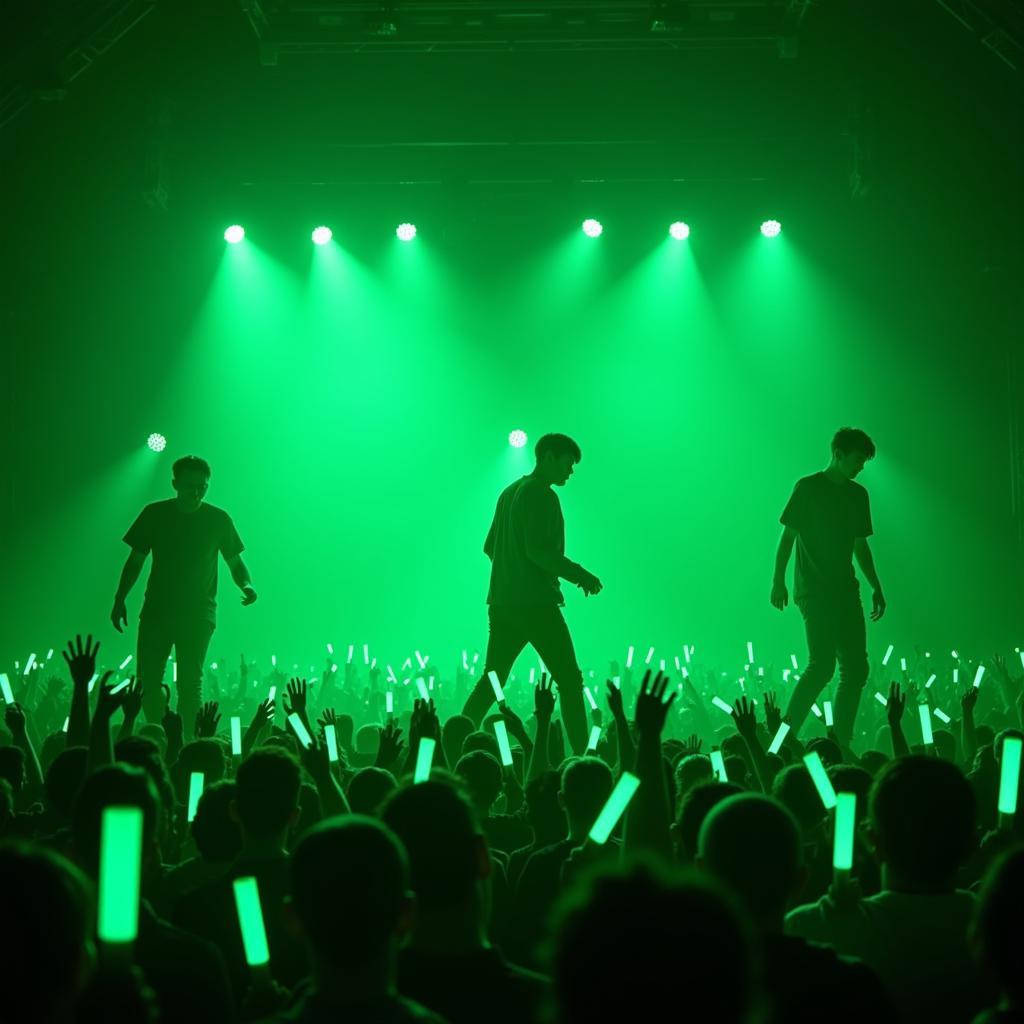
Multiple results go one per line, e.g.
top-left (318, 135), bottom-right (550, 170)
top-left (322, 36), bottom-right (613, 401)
top-left (455, 750), bottom-right (503, 815)
top-left (971, 847), bottom-right (1024, 1004)
top-left (0, 745), bottom-right (26, 793)
top-left (534, 433), bottom-right (582, 487)
top-left (191, 780), bottom-right (242, 864)
top-left (829, 427), bottom-right (876, 480)
top-left (772, 763), bottom-right (826, 835)
top-left (45, 747), bottom-right (89, 822)
top-left (347, 766), bottom-right (397, 815)
top-left (560, 756), bottom-right (613, 834)
top-left (172, 455), bottom-right (210, 511)
top-left (442, 714), bottom-right (475, 764)
top-left (234, 748), bottom-right (301, 841)
top-left (676, 781), bottom-right (743, 862)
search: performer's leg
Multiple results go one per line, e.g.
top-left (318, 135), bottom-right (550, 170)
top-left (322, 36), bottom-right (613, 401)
top-left (138, 612), bottom-right (175, 725)
top-left (529, 606), bottom-right (587, 756)
top-left (175, 619), bottom-right (216, 739)
top-left (462, 606), bottom-right (528, 727)
top-left (784, 596), bottom-right (838, 739)
top-left (833, 588), bottom-right (869, 748)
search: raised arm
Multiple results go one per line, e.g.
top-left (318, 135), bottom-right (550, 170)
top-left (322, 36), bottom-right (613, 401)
top-left (624, 670), bottom-right (675, 859)
top-left (886, 682), bottom-right (910, 759)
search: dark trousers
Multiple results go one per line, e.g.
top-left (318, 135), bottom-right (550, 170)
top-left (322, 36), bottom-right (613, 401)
top-left (137, 611), bottom-right (216, 738)
top-left (784, 586), bottom-right (869, 746)
top-left (462, 603), bottom-right (587, 755)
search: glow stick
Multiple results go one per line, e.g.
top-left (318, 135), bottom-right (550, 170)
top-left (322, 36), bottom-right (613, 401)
top-left (973, 666), bottom-right (985, 689)
top-left (918, 704), bottom-right (934, 745)
top-left (684, 646), bottom-right (691, 664)
top-left (767, 721), bottom-right (790, 754)
top-left (587, 725), bottom-right (602, 751)
top-left (953, 668), bottom-right (959, 684)
top-left (62, 716), bottom-right (69, 732)
top-left (474, 652), bottom-right (481, 665)
top-left (88, 673), bottom-right (99, 693)
top-left (588, 771), bottom-right (640, 844)
top-left (0, 674), bottom-right (13, 704)
top-left (416, 677), bottom-right (429, 700)
top-left (347, 644), bottom-right (354, 663)
top-left (24, 653), bottom-right (37, 675)
top-left (46, 648), bottom-right (54, 661)
top-left (326, 643), bottom-right (333, 655)
top-left (173, 661), bottom-right (178, 683)
top-left (325, 724), bottom-right (339, 763)
top-left (803, 752), bottom-right (837, 809)
top-left (1020, 651), bottom-right (1024, 671)
top-left (371, 657), bottom-right (377, 669)
top-left (824, 701), bottom-right (834, 727)
top-left (386, 691), bottom-right (394, 714)
top-left (659, 658), bottom-right (666, 672)
top-left (811, 703), bottom-right (822, 718)
top-left (925, 674), bottom-right (937, 689)
top-left (386, 664), bottom-right (398, 683)
top-left (233, 877), bottom-right (270, 967)
top-left (758, 667), bottom-right (765, 677)
top-left (782, 669), bottom-right (791, 682)
top-left (271, 654), bottom-right (276, 667)
top-left (584, 686), bottom-right (597, 711)
top-left (268, 685), bottom-right (276, 702)
top-left (710, 749), bottom-right (728, 782)
top-left (790, 654), bottom-right (799, 670)
top-left (833, 792), bottom-right (857, 871)
top-left (900, 657), bottom-right (907, 672)
top-left (488, 670), bottom-right (505, 704)
top-left (493, 720), bottom-right (513, 767)
top-left (331, 664), bottom-right (338, 674)
top-left (612, 675), bottom-right (621, 689)
top-left (415, 650), bottom-right (427, 669)
top-left (529, 667), bottom-right (536, 685)
top-left (414, 737), bottom-right (435, 782)
top-left (288, 713), bottom-right (312, 748)
top-left (98, 806), bottom-right (143, 944)
top-left (428, 676), bottom-right (435, 690)
top-left (402, 658), bottom-right (412, 671)
top-left (363, 643), bottom-right (370, 664)
top-left (681, 666), bottom-right (689, 679)
top-left (881, 644), bottom-right (894, 667)
top-left (952, 650), bottom-right (959, 659)
top-left (462, 649), bottom-right (469, 670)
top-left (711, 696), bottom-right (733, 715)
top-left (645, 646), bottom-right (655, 665)
top-left (998, 737), bottom-right (1022, 816)
top-left (933, 708), bottom-right (951, 724)
top-left (110, 678), bottom-right (132, 695)
top-left (211, 663), bottom-right (219, 671)
top-left (747, 642), bottom-right (754, 665)
top-left (187, 772), bottom-right (204, 822)
top-left (230, 717), bottom-right (242, 756)
top-left (626, 646), bottom-right (634, 669)
top-left (874, 692), bottom-right (887, 706)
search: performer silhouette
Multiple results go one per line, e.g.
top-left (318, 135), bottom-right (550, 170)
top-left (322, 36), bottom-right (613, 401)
top-left (770, 427), bottom-right (885, 747)
top-left (111, 455), bottom-right (257, 736)
top-left (462, 433), bottom-right (602, 755)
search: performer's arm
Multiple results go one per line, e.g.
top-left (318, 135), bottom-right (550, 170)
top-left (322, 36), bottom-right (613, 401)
top-left (226, 552), bottom-right (253, 591)
top-left (773, 525), bottom-right (798, 585)
top-left (115, 549), bottom-right (147, 601)
top-left (853, 537), bottom-right (881, 591)
top-left (522, 496), bottom-right (585, 584)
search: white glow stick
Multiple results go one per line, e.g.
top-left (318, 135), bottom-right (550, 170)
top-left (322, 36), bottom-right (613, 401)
top-left (331, 664), bottom-right (339, 674)
top-left (824, 701), bottom-right (834, 727)
top-left (325, 724), bottom-right (339, 763)
top-left (918, 704), bottom-right (934, 745)
top-left (626, 646), bottom-right (634, 669)
top-left (925, 674), bottom-right (937, 689)
top-left (402, 658), bottom-right (412, 671)
top-left (711, 696), bottom-right (733, 715)
top-left (488, 671), bottom-right (505, 704)
top-left (62, 716), bottom-right (69, 732)
top-left (681, 666), bottom-right (689, 679)
top-left (803, 752), bottom-right (837, 810)
top-left (659, 658), bottom-right (666, 672)
top-left (326, 643), bottom-right (333, 655)
top-left (386, 691), bottom-right (394, 714)
top-left (493, 721), bottom-right (513, 766)
top-left (414, 738), bottom-right (435, 782)
top-left (645, 646), bottom-right (655, 665)
top-left (230, 717), bottom-right (242, 756)
top-left (363, 643), bottom-right (370, 665)
top-left (529, 667), bottom-right (536, 685)
top-left (416, 677), bottom-right (429, 701)
top-left (612, 675), bottom-right (621, 689)
top-left (589, 772), bottom-right (640, 844)
top-left (187, 772), bottom-right (204, 822)
top-left (584, 686), bottom-right (597, 711)
top-left (173, 661), bottom-right (178, 683)
top-left (1020, 651), bottom-right (1024, 671)
top-left (811, 703), bottom-right (822, 718)
top-left (386, 664), bottom-right (398, 684)
top-left (415, 650), bottom-right (427, 669)
top-left (428, 676), bottom-right (434, 690)
top-left (46, 648), bottom-right (54, 661)
top-left (758, 667), bottom-right (765, 678)
top-left (747, 642), bottom-right (754, 665)
top-left (24, 653), bottom-right (37, 676)
top-left (782, 668), bottom-right (791, 682)
top-left (900, 657), bottom-right (907, 672)
top-left (952, 650), bottom-right (959, 660)
top-left (268, 685), bottom-right (276, 702)
top-left (88, 673), bottom-right (99, 693)
top-left (587, 725), bottom-right (602, 751)
top-left (790, 654), bottom-right (799, 670)
top-left (953, 668), bottom-right (959, 684)
top-left (874, 691), bottom-right (888, 706)
top-left (684, 646), bottom-right (691, 664)
top-left (933, 708), bottom-right (951, 724)
top-left (767, 722), bottom-right (790, 754)
top-left (271, 654), bottom-right (276, 667)
top-left (881, 644), bottom-right (894, 667)
top-left (347, 644), bottom-right (354, 663)
top-left (973, 665), bottom-right (985, 689)
top-left (110, 678), bottom-right (132, 695)
top-left (710, 749), bottom-right (728, 781)
top-left (287, 713), bottom-right (312, 748)
top-left (0, 674), bottom-right (13, 704)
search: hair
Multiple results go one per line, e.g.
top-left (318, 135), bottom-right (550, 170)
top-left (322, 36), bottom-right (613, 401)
top-left (172, 455), bottom-right (211, 479)
top-left (805, 736), bottom-right (842, 767)
top-left (381, 778), bottom-right (483, 909)
top-left (677, 782), bottom-right (743, 861)
top-left (674, 754), bottom-right (714, 805)
top-left (869, 756), bottom-right (975, 886)
top-left (442, 714), bottom-right (475, 764)
top-left (535, 433), bottom-right (582, 464)
top-left (191, 780), bottom-right (242, 863)
top-left (831, 427), bottom-right (876, 459)
top-left (560, 756), bottom-right (614, 828)
top-left (548, 860), bottom-right (753, 1024)
top-left (71, 764), bottom-right (160, 877)
top-left (354, 724), bottom-right (382, 756)
top-left (972, 847), bottom-right (1024, 1001)
top-left (172, 739), bottom-right (226, 803)
top-left (44, 747), bottom-right (90, 820)
top-left (772, 763), bottom-right (827, 835)
top-left (461, 730), bottom-right (501, 761)
top-left (699, 793), bottom-right (802, 922)
top-left (524, 770), bottom-right (564, 845)
top-left (290, 816), bottom-right (410, 964)
top-left (346, 767), bottom-right (397, 815)
top-left (0, 745), bottom-right (26, 792)
top-left (115, 735), bottom-right (176, 838)
top-left (0, 777), bottom-right (13, 829)
top-left (827, 765), bottom-right (873, 815)
top-left (235, 748), bottom-right (301, 837)
top-left (455, 750), bottom-right (503, 812)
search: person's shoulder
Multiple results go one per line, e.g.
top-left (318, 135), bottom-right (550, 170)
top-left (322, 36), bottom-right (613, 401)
top-left (200, 501), bottom-right (231, 520)
top-left (142, 498), bottom-right (175, 515)
top-left (795, 472), bottom-right (823, 488)
top-left (850, 479), bottom-right (869, 498)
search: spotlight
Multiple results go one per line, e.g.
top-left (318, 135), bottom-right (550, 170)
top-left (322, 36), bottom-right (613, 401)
top-left (147, 433), bottom-right (167, 453)
top-left (396, 223), bottom-right (417, 242)
top-left (760, 220), bottom-right (781, 238)
top-left (582, 219), bottom-right (603, 238)
top-left (224, 225), bottom-right (245, 244)
top-left (509, 430), bottom-right (528, 449)
top-left (669, 222), bottom-right (690, 240)
top-left (311, 226), bottom-right (333, 245)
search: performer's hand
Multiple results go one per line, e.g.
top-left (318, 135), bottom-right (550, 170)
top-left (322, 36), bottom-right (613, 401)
top-left (577, 569), bottom-right (603, 597)
top-left (111, 598), bottom-right (128, 633)
top-left (870, 588), bottom-right (886, 621)
top-left (770, 581), bottom-right (788, 611)
top-left (240, 585), bottom-right (258, 607)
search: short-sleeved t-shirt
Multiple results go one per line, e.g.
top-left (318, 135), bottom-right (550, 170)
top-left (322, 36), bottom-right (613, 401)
top-left (124, 499), bottom-right (243, 624)
top-left (780, 473), bottom-right (872, 601)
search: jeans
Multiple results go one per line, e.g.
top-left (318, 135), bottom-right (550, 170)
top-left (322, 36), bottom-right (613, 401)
top-left (462, 603), bottom-right (587, 755)
top-left (784, 587), bottom-right (869, 747)
top-left (137, 611), bottom-right (216, 739)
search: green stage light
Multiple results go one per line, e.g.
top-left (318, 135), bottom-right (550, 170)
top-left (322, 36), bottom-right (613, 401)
top-left (760, 220), bottom-right (781, 238)
top-left (669, 222), bottom-right (690, 240)
top-left (224, 225), bottom-right (245, 244)
top-left (582, 219), bottom-right (603, 238)
top-left (509, 430), bottom-right (528, 449)
top-left (147, 433), bottom-right (166, 452)
top-left (312, 226), bottom-right (333, 245)
top-left (397, 223), bottom-right (417, 242)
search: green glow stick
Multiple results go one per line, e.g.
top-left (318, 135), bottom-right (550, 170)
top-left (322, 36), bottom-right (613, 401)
top-left (187, 772), bottom-right (205, 822)
top-left (710, 749), bottom-right (728, 781)
top-left (933, 708), bottom-right (951, 724)
top-left (998, 737), bottom-right (1022, 816)
top-left (584, 686), bottom-right (598, 711)
top-left (918, 704), bottom-right (934, 745)
top-left (230, 716), bottom-right (242, 756)
top-left (414, 738), bottom-right (436, 782)
top-left (747, 641), bottom-right (754, 665)
top-left (119, 655), bottom-right (133, 670)
top-left (62, 716), bottom-right (69, 732)
top-left (0, 673), bottom-right (13, 704)
top-left (233, 876), bottom-right (270, 967)
top-left (874, 691), bottom-right (887, 706)
top-left (587, 725), bottom-right (602, 751)
top-left (588, 771), bottom-right (640, 844)
top-left (823, 701), bottom-right (834, 727)
top-left (267, 685), bottom-right (276, 701)
top-left (811, 703), bottom-right (822, 718)
top-left (711, 696), bottom-right (733, 715)
top-left (488, 671), bottom-right (505, 703)
top-left (416, 677), bottom-right (429, 700)
top-left (803, 752), bottom-right (837, 810)
top-left (900, 657), bottom-right (907, 672)
top-left (881, 644), bottom-right (894, 666)
top-left (493, 720), bottom-right (513, 767)
top-left (325, 724), bottom-right (339, 763)
top-left (626, 645), bottom-right (634, 669)
top-left (98, 806), bottom-right (144, 944)
top-left (385, 691), bottom-right (394, 714)
top-left (833, 792), bottom-right (857, 871)
top-left (790, 654), bottom-right (799, 670)
top-left (925, 673), bottom-right (937, 688)
top-left (110, 678), bottom-right (131, 695)
top-left (973, 665), bottom-right (985, 689)
top-left (1020, 650), bottom-right (1024, 671)
top-left (767, 721), bottom-right (790, 754)
top-left (288, 713), bottom-right (312, 748)
top-left (645, 646), bottom-right (655, 665)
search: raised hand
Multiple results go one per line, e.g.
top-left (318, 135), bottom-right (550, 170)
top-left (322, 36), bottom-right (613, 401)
top-left (606, 678), bottom-right (625, 719)
top-left (763, 690), bottom-right (782, 735)
top-left (317, 706), bottom-right (338, 735)
top-left (94, 673), bottom-right (125, 721)
top-left (886, 681), bottom-right (906, 726)
top-left (534, 673), bottom-right (556, 719)
top-left (410, 698), bottom-right (441, 744)
top-left (62, 634), bottom-right (100, 688)
top-left (634, 670), bottom-right (677, 736)
top-left (249, 697), bottom-right (274, 733)
top-left (681, 734), bottom-right (702, 757)
top-left (285, 678), bottom-right (308, 718)
top-left (4, 702), bottom-right (28, 739)
top-left (121, 678), bottom-right (144, 722)
top-left (960, 686), bottom-right (979, 715)
top-left (240, 653), bottom-right (248, 682)
top-left (195, 700), bottom-right (221, 738)
top-left (499, 701), bottom-right (528, 743)
top-left (376, 719), bottom-right (405, 770)
top-left (732, 695), bottom-right (757, 741)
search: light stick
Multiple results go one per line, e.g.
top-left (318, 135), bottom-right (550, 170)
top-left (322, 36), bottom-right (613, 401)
top-left (24, 652), bottom-right (37, 675)
top-left (824, 701), bottom-right (834, 727)
top-left (488, 670), bottom-right (505, 704)
top-left (386, 691), bottom-right (394, 715)
top-left (415, 737), bottom-right (436, 782)
top-left (973, 666), bottom-right (985, 689)
top-left (187, 772), bottom-right (204, 822)
top-left (953, 668), bottom-right (959, 684)
top-left (711, 696), bottom-right (733, 715)
top-left (881, 644), bottom-right (894, 667)
top-left (584, 686), bottom-right (597, 711)
top-left (767, 722), bottom-right (790, 754)
top-left (529, 668), bottom-right (536, 685)
top-left (88, 673), bottom-right (99, 693)
top-left (230, 717), bottom-right (242, 756)
top-left (626, 645), bottom-right (634, 669)
top-left (710, 749), bottom-right (728, 782)
top-left (803, 752), bottom-right (837, 810)
top-left (645, 646), bottom-right (655, 665)
top-left (758, 667), bottom-right (765, 678)
top-left (347, 644), bottom-right (354, 663)
top-left (386, 664), bottom-right (398, 684)
top-left (271, 654), bottom-right (276, 668)
top-left (493, 721), bottom-right (513, 767)
top-left (998, 736), bottom-right (1022, 818)
top-left (326, 643), bottom-right (333, 655)
top-left (674, 655), bottom-right (681, 672)
top-left (402, 658), bottom-right (412, 671)
top-left (1020, 651), bottom-right (1024, 671)
top-left (98, 806), bottom-right (144, 944)
top-left (268, 685), bottom-right (276, 702)
top-left (588, 772), bottom-right (640, 844)
top-left (173, 661), bottom-right (178, 683)
top-left (0, 674), bottom-right (14, 704)
top-left (233, 876), bottom-right (270, 968)
top-left (62, 716), bottom-right (69, 732)
top-left (416, 650), bottom-right (427, 669)
top-left (918, 704), bottom-right (934, 745)
top-left (288, 713), bottom-right (312, 748)
top-left (612, 675), bottom-right (621, 689)
top-left (684, 646), bottom-right (691, 664)
top-left (659, 658), bottom-right (666, 672)
top-left (833, 792), bottom-right (857, 871)
top-left (325, 724), bottom-right (339, 763)
top-left (811, 703), bottom-right (822, 718)
top-left (925, 674), bottom-right (937, 689)
top-left (46, 648), bottom-right (54, 660)
top-left (874, 692), bottom-right (887, 706)
top-left (363, 644), bottom-right (370, 665)
top-left (416, 677), bottom-right (429, 701)
top-left (790, 654), bottom-right (799, 670)
top-left (587, 725), bottom-right (602, 751)
top-left (900, 657), bottom-right (907, 672)
top-left (110, 678), bottom-right (132, 695)
top-left (747, 642), bottom-right (754, 665)
top-left (933, 708), bottom-right (951, 724)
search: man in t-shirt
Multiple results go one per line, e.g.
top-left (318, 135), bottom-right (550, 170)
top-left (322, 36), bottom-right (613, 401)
top-left (462, 433), bottom-right (602, 755)
top-left (111, 455), bottom-right (257, 734)
top-left (770, 428), bottom-right (885, 746)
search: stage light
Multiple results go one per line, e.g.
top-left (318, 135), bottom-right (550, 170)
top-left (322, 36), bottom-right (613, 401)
top-left (760, 220), bottom-right (781, 238)
top-left (396, 223), bottom-right (417, 242)
top-left (224, 225), bottom-right (245, 244)
top-left (582, 219), bottom-right (603, 238)
top-left (311, 226), bottom-right (333, 245)
top-left (147, 433), bottom-right (167, 453)
top-left (669, 222), bottom-right (690, 240)
top-left (509, 430), bottom-right (528, 449)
